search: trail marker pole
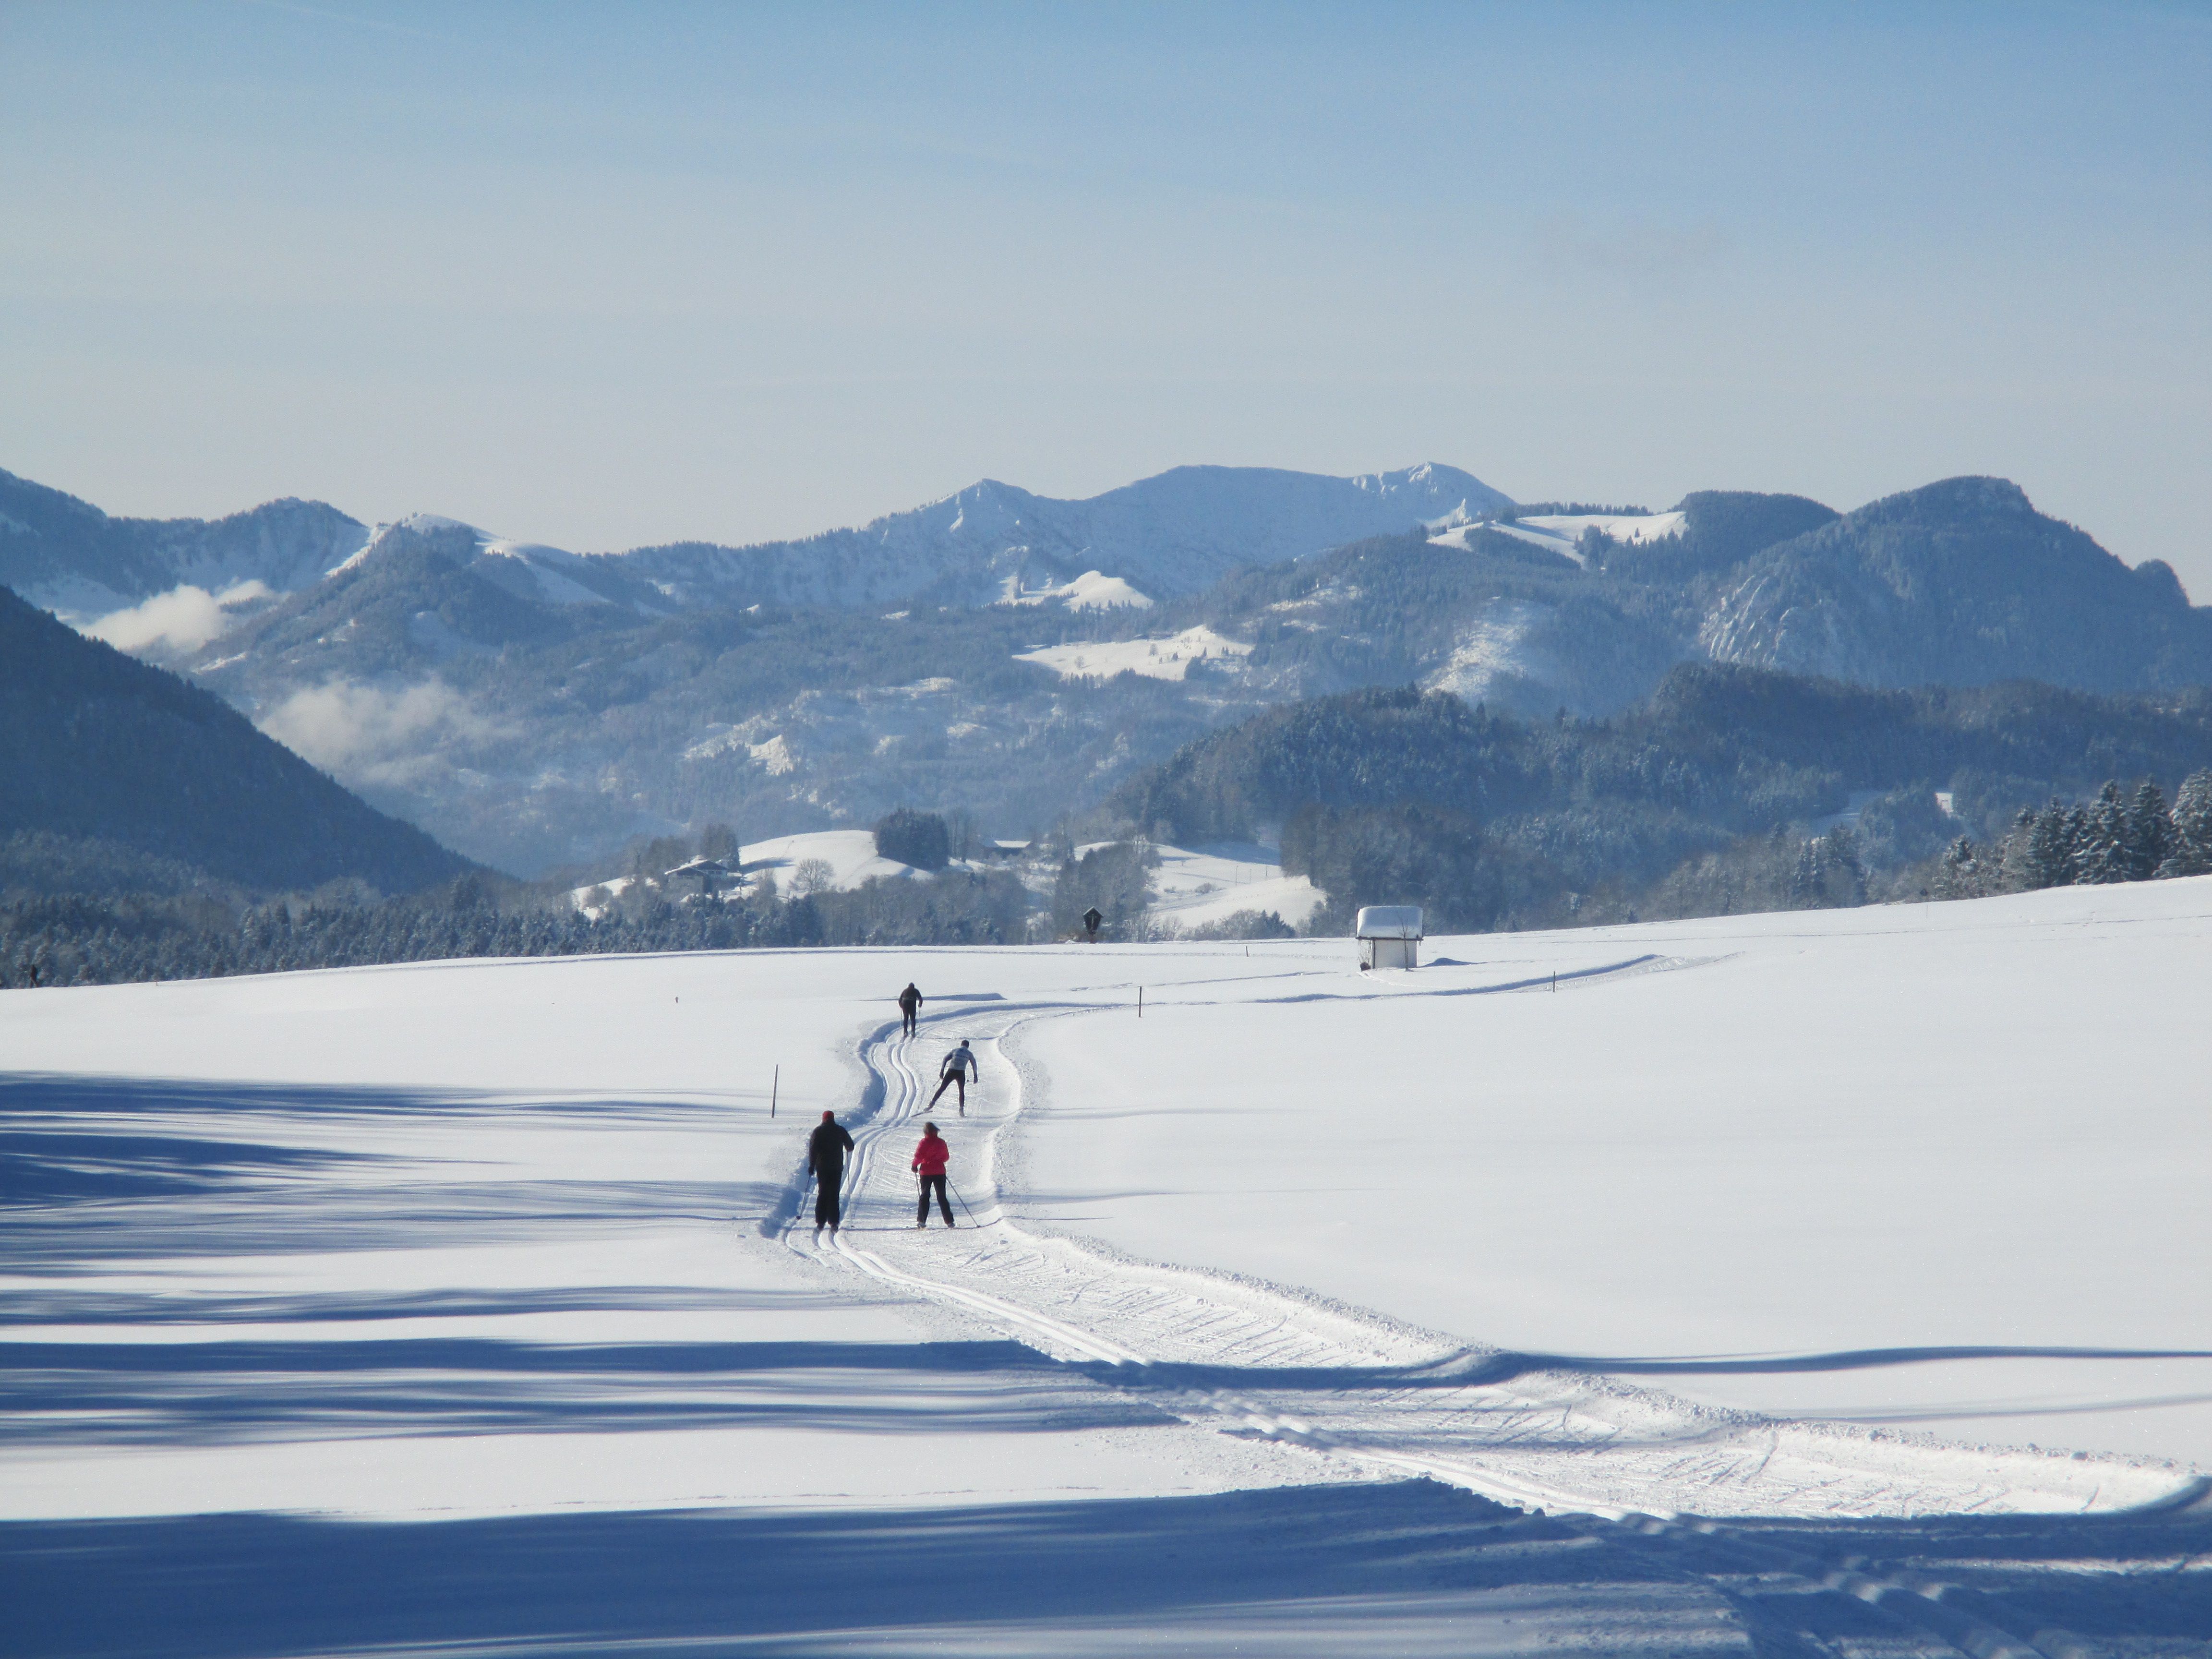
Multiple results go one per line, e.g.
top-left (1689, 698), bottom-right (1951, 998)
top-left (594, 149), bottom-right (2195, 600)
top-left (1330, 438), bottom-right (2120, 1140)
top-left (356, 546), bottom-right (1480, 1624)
top-left (770, 1064), bottom-right (779, 1118)
top-left (1138, 986), bottom-right (1143, 1018)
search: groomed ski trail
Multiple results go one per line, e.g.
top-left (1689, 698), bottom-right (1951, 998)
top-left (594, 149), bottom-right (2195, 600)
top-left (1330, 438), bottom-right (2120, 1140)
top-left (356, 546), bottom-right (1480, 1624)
top-left (770, 990), bottom-right (2209, 1655)
top-left (779, 1002), bottom-right (2193, 1529)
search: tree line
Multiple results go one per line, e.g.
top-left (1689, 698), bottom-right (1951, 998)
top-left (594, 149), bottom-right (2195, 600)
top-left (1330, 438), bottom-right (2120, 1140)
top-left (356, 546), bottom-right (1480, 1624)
top-left (0, 839), bottom-right (1036, 991)
top-left (1929, 775), bottom-right (2212, 899)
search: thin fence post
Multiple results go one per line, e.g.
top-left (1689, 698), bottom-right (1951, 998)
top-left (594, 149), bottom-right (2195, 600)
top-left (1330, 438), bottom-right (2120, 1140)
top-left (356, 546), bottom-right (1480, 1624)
top-left (771, 1064), bottom-right (779, 1118)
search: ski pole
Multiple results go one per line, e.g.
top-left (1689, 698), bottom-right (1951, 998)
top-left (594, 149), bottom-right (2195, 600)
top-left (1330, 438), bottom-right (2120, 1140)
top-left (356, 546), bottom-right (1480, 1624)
top-left (948, 1178), bottom-right (982, 1228)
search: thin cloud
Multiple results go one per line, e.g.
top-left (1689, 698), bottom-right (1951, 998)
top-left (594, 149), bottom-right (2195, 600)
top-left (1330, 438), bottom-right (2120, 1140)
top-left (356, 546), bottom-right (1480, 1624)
top-left (84, 581), bottom-right (272, 655)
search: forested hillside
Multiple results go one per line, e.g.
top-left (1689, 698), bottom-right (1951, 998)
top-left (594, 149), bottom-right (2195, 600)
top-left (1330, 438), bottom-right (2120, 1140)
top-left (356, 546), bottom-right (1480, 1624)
top-left (1113, 666), bottom-right (2212, 928)
top-left (0, 585), bottom-right (471, 894)
top-left (1702, 478), bottom-right (2212, 689)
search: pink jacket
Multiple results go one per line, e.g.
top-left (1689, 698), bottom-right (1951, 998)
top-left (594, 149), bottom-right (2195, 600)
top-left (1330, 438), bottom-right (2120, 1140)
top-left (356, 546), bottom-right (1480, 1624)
top-left (912, 1133), bottom-right (950, 1177)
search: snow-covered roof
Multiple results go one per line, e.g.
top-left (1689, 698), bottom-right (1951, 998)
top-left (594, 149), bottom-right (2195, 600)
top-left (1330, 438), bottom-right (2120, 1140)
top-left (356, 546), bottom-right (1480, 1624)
top-left (663, 857), bottom-right (735, 878)
top-left (1355, 905), bottom-right (1423, 939)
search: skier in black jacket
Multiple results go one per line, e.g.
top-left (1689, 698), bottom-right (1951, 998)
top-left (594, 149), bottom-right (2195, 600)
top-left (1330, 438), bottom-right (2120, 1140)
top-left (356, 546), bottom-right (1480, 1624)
top-left (898, 982), bottom-right (923, 1038)
top-left (808, 1110), bottom-right (855, 1234)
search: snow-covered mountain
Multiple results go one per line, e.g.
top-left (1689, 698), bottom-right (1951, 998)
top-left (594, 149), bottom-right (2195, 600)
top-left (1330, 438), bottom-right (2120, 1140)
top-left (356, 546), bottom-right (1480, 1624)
top-left (0, 467), bottom-right (371, 648)
top-left (614, 463), bottom-right (1515, 610)
top-left (1, 461), bottom-right (1512, 650)
top-left (10, 460), bottom-right (2211, 877)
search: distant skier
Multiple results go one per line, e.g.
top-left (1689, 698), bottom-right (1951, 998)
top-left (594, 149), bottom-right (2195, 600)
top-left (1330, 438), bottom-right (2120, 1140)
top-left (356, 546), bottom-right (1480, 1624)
top-left (808, 1110), bottom-right (854, 1235)
top-left (898, 981), bottom-right (923, 1038)
top-left (928, 1039), bottom-right (977, 1115)
top-left (912, 1121), bottom-right (954, 1228)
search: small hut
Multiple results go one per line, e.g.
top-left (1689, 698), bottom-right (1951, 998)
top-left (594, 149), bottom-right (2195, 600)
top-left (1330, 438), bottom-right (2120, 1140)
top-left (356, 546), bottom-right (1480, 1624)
top-left (1355, 905), bottom-right (1422, 970)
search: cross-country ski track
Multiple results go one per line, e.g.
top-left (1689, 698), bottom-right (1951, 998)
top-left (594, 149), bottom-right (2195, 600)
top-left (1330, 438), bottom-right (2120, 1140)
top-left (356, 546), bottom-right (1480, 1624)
top-left (780, 966), bottom-right (2210, 1656)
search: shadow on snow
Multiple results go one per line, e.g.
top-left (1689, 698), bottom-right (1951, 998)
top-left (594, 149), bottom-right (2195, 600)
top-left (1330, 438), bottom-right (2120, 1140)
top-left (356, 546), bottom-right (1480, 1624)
top-left (5, 1481), bottom-right (2210, 1659)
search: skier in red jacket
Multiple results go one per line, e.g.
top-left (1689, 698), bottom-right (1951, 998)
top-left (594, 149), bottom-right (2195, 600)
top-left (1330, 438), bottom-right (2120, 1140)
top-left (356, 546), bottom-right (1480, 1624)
top-left (912, 1122), bottom-right (954, 1228)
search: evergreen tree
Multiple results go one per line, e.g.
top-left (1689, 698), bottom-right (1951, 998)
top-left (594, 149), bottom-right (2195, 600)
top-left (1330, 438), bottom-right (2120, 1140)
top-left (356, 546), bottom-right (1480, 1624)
top-left (2072, 783), bottom-right (2131, 885)
top-left (873, 807), bottom-right (952, 871)
top-left (2123, 781), bottom-right (2170, 880)
top-left (2017, 802), bottom-right (2076, 890)
top-left (2165, 769), bottom-right (2212, 876)
top-left (1819, 827), bottom-right (1867, 906)
top-left (1788, 841), bottom-right (1821, 907)
top-left (1932, 836), bottom-right (1984, 900)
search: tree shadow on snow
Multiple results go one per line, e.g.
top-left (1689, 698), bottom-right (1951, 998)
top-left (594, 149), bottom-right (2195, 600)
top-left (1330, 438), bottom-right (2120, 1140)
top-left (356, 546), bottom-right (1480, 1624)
top-left (0, 1071), bottom-right (780, 1267)
top-left (5, 1480), bottom-right (2209, 1659)
top-left (0, 1482), bottom-right (1658, 1659)
top-left (0, 1336), bottom-right (1172, 1446)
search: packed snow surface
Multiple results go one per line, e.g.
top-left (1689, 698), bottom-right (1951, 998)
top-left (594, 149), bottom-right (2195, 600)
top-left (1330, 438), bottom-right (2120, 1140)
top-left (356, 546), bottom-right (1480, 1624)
top-left (1016, 626), bottom-right (1252, 683)
top-left (6, 879), bottom-right (2209, 1651)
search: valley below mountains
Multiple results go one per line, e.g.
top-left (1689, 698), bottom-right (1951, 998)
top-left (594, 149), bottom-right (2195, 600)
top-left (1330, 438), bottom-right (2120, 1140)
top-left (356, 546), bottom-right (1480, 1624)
top-left (4, 460), bottom-right (2209, 876)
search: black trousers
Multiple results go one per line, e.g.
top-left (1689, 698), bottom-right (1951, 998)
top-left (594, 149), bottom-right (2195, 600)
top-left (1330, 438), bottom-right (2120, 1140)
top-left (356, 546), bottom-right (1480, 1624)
top-left (901, 1007), bottom-right (918, 1036)
top-left (928, 1072), bottom-right (967, 1112)
top-left (916, 1173), bottom-right (953, 1225)
top-left (814, 1170), bottom-right (843, 1226)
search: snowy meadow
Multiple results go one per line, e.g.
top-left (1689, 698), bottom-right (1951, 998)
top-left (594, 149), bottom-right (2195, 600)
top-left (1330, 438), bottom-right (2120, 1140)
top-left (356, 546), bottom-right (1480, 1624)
top-left (5, 882), bottom-right (2209, 1655)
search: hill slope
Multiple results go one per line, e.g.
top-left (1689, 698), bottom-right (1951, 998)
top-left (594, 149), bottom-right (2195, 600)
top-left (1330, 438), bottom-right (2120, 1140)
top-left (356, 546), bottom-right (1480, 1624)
top-left (1701, 477), bottom-right (2212, 690)
top-left (1113, 665), bottom-right (2212, 925)
top-left (0, 585), bottom-right (472, 893)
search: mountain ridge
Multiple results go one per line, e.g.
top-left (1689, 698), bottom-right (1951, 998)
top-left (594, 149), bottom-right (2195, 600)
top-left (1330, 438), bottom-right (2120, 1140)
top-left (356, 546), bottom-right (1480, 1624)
top-left (7, 461), bottom-right (2210, 876)
top-left (2, 461), bottom-right (1516, 629)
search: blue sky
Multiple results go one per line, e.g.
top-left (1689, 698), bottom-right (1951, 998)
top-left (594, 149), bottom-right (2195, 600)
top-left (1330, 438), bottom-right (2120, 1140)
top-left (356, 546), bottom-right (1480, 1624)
top-left (3, 1), bottom-right (2207, 587)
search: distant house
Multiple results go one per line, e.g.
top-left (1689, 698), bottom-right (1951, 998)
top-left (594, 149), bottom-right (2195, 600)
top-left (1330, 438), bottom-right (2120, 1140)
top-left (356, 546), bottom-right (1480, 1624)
top-left (1355, 905), bottom-right (1422, 970)
top-left (987, 840), bottom-right (1033, 859)
top-left (663, 856), bottom-right (738, 896)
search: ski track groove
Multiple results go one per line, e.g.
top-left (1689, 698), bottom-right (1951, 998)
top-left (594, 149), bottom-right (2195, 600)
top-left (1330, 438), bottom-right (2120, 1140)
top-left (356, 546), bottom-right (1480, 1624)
top-left (770, 986), bottom-right (2200, 1659)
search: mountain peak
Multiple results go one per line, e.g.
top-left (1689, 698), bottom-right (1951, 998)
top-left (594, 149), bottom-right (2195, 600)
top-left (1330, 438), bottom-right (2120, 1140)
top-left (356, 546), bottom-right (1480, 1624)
top-left (1858, 475), bottom-right (2035, 524)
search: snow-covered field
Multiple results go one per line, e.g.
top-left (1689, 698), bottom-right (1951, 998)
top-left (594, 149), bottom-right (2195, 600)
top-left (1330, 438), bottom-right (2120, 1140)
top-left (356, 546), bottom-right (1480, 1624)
top-left (1146, 841), bottom-right (1324, 930)
top-left (7, 882), bottom-right (2210, 1653)
top-left (1431, 511), bottom-right (1687, 566)
top-left (570, 830), bottom-right (934, 913)
top-left (999, 569), bottom-right (1155, 610)
top-left (736, 828), bottom-right (931, 891)
top-left (1016, 625), bottom-right (1252, 682)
